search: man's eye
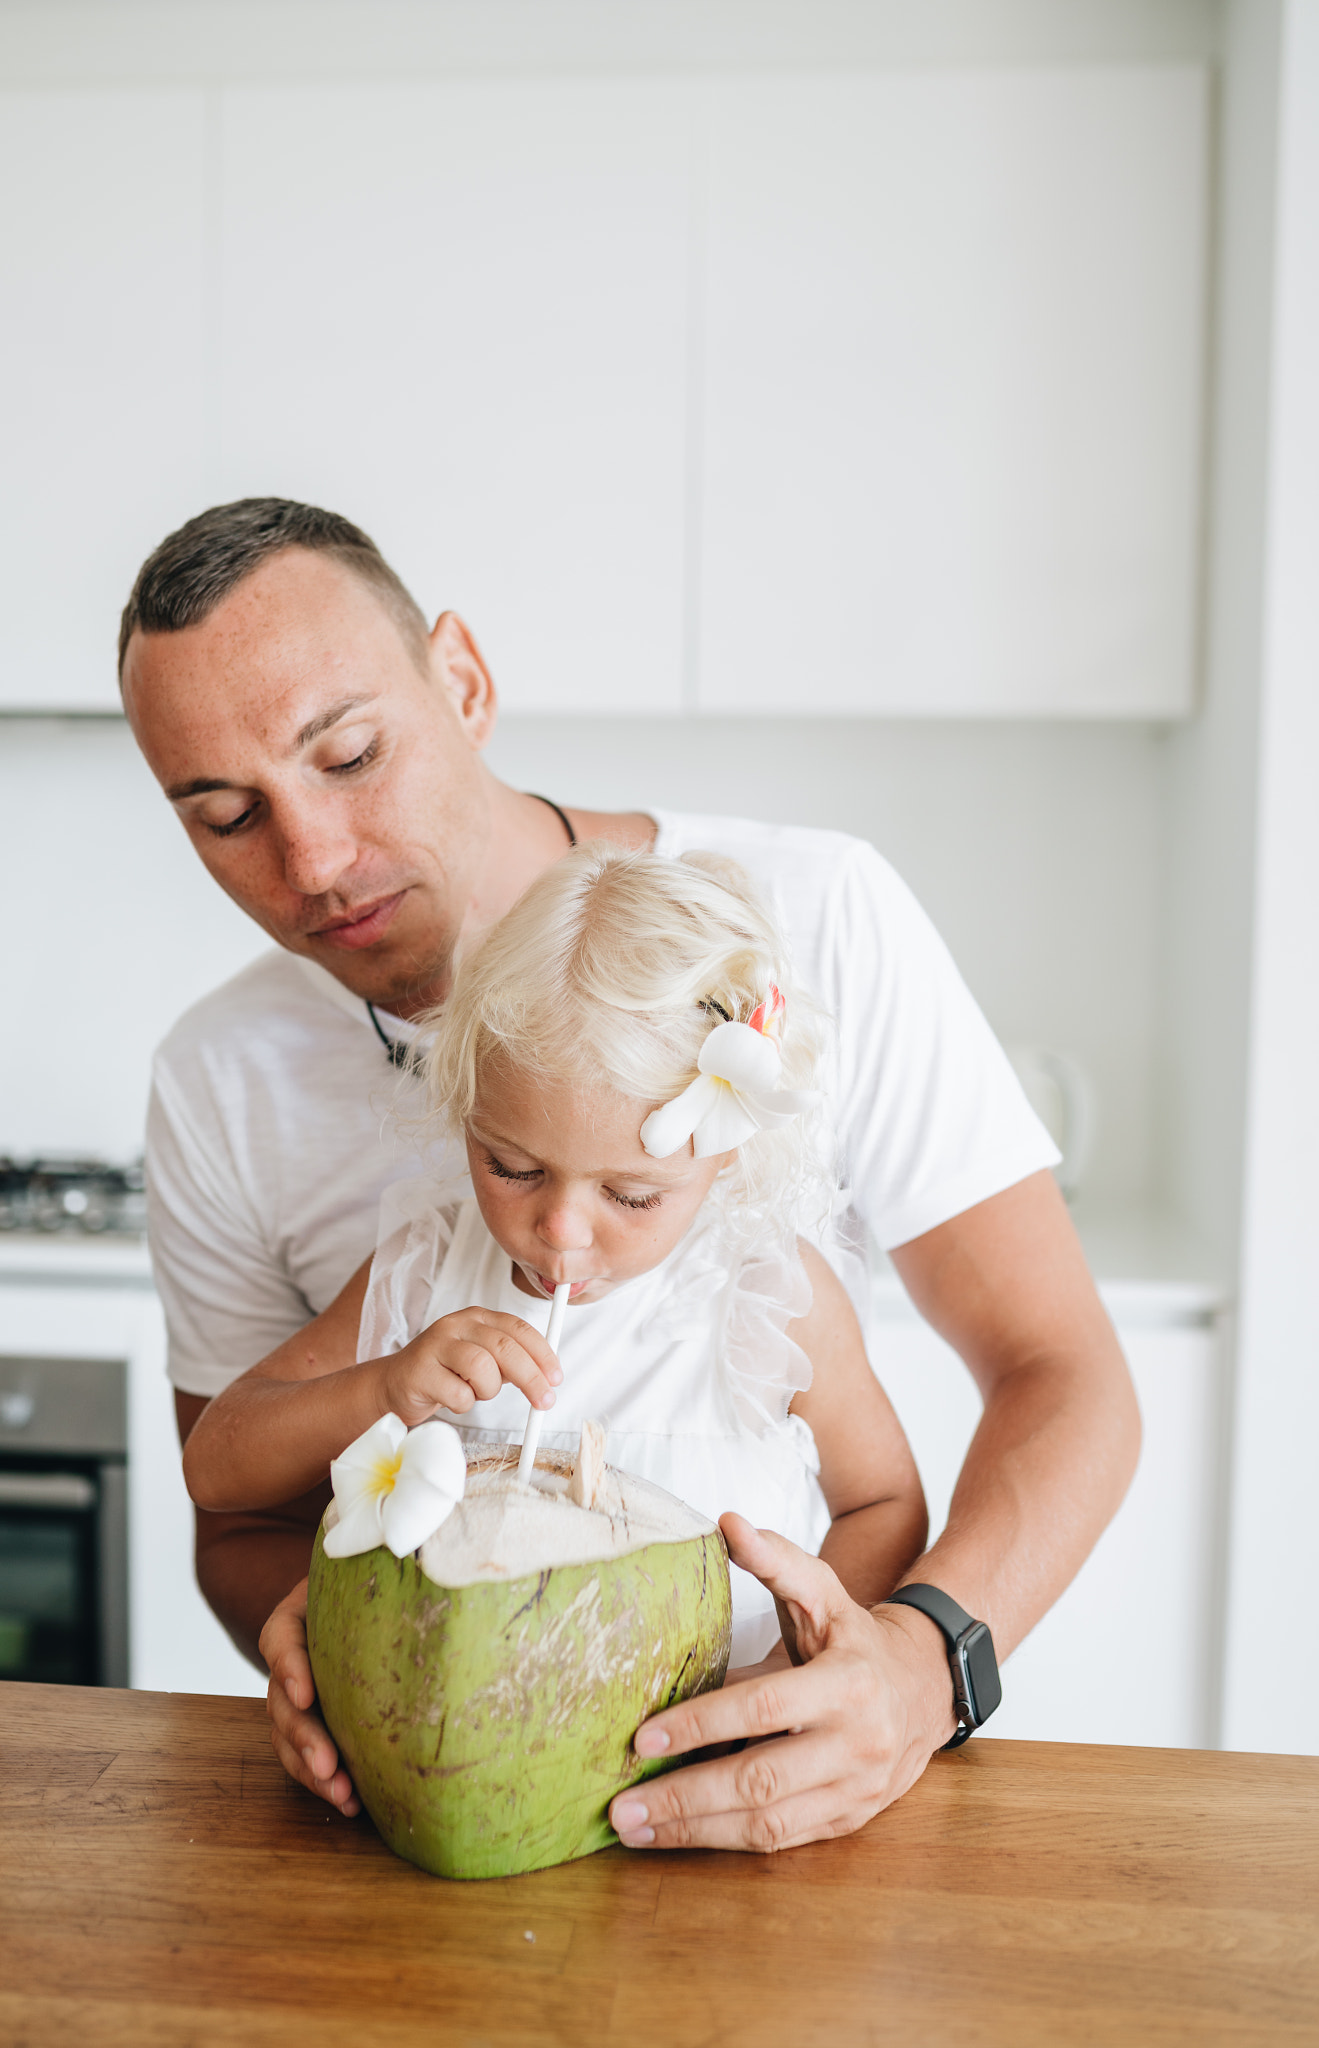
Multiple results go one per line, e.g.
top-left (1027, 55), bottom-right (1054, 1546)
top-left (327, 741), bottom-right (379, 775)
top-left (484, 1154), bottom-right (540, 1184)
top-left (606, 1187), bottom-right (663, 1212)
top-left (206, 804), bottom-right (258, 839)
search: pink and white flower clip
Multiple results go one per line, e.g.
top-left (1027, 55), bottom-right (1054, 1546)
top-left (639, 984), bottom-right (817, 1160)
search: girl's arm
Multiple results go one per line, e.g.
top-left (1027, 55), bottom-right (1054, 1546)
top-left (181, 1262), bottom-right (562, 1513)
top-left (788, 1243), bottom-right (928, 1617)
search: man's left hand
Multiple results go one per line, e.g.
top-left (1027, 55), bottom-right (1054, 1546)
top-left (607, 1513), bottom-right (956, 1854)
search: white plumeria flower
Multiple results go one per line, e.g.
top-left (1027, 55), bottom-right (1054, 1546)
top-left (324, 1413), bottom-right (467, 1560)
top-left (640, 1005), bottom-right (817, 1161)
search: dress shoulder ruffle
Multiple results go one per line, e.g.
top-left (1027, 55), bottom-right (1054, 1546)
top-left (652, 1210), bottom-right (815, 1438)
top-left (357, 1173), bottom-right (466, 1362)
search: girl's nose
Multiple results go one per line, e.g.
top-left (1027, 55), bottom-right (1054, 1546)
top-left (535, 1195), bottom-right (592, 1254)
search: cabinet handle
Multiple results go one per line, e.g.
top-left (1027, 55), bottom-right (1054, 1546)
top-left (0, 1471), bottom-right (96, 1509)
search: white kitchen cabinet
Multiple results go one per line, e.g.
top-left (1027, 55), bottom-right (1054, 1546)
top-left (217, 82), bottom-right (692, 715)
top-left (869, 1293), bottom-right (1222, 1746)
top-left (0, 1258), bottom-right (264, 1698)
top-left (0, 91), bottom-right (212, 712)
top-left (698, 69), bottom-right (1210, 717)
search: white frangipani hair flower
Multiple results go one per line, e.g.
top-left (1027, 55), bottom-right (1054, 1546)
top-left (640, 992), bottom-right (817, 1161)
top-left (323, 1413), bottom-right (466, 1560)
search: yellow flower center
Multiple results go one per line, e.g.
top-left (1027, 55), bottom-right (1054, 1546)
top-left (367, 1449), bottom-right (404, 1498)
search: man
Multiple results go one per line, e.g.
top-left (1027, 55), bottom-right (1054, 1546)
top-left (121, 499), bottom-right (1138, 1854)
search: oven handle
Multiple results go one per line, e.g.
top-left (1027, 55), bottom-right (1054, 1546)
top-left (0, 1471), bottom-right (96, 1509)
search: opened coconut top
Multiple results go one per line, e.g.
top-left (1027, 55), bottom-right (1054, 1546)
top-left (409, 1441), bottom-right (716, 1587)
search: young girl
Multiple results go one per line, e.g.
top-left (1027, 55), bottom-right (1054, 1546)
top-left (183, 846), bottom-right (927, 1668)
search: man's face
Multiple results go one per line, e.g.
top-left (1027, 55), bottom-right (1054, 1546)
top-left (122, 549), bottom-right (493, 1014)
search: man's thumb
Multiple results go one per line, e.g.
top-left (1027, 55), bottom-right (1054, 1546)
top-left (718, 1511), bottom-right (850, 1662)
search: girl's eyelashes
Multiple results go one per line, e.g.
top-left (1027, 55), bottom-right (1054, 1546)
top-left (483, 1153), bottom-right (541, 1184)
top-left (605, 1186), bottom-right (663, 1212)
top-left (482, 1152), bottom-right (663, 1211)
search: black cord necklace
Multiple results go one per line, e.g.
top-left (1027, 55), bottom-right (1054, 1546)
top-left (364, 793), bottom-right (577, 1069)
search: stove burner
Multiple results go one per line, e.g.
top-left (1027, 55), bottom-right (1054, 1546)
top-left (0, 1158), bottom-right (146, 1237)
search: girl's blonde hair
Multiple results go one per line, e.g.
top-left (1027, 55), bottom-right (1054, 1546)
top-left (419, 845), bottom-right (830, 1238)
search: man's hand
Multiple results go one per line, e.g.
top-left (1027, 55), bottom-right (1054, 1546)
top-left (260, 1577), bottom-right (360, 1816)
top-left (607, 1514), bottom-right (956, 1854)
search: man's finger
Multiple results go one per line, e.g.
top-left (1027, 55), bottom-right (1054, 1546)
top-left (267, 1671), bottom-right (336, 1777)
top-left (634, 1651), bottom-right (855, 1760)
top-left (719, 1513), bottom-right (855, 1653)
top-left (610, 1731), bottom-right (847, 1844)
top-left (624, 1782), bottom-right (868, 1856)
top-left (269, 1721), bottom-right (360, 1815)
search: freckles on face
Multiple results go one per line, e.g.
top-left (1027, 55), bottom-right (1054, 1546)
top-left (122, 549), bottom-right (489, 1006)
top-left (462, 1069), bottom-right (728, 1300)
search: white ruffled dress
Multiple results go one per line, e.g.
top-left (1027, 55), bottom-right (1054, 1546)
top-left (358, 1180), bottom-right (832, 1666)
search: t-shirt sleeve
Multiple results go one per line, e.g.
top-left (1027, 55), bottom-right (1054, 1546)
top-left (147, 1058), bottom-right (316, 1399)
top-left (820, 840), bottom-right (1060, 1250)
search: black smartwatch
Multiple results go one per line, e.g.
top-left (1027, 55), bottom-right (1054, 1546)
top-left (884, 1584), bottom-right (1001, 1748)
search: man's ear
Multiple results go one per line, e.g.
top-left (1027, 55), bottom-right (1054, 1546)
top-left (428, 611), bottom-right (498, 749)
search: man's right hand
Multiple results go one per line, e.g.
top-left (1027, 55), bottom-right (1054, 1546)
top-left (260, 1577), bottom-right (360, 1816)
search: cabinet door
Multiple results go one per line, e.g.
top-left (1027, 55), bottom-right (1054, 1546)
top-left (870, 1310), bottom-right (1221, 1746)
top-left (218, 82), bottom-right (691, 715)
top-left (0, 92), bottom-right (211, 712)
top-left (698, 69), bottom-right (1208, 716)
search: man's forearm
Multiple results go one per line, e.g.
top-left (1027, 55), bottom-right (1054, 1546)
top-left (194, 1508), bottom-right (319, 1670)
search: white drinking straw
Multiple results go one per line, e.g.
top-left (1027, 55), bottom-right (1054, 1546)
top-left (516, 1280), bottom-right (571, 1487)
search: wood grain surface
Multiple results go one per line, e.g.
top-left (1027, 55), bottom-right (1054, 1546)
top-left (1, 1683), bottom-right (1316, 2047)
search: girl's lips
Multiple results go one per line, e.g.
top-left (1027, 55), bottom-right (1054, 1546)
top-left (532, 1274), bottom-right (593, 1302)
top-left (311, 893), bottom-right (406, 951)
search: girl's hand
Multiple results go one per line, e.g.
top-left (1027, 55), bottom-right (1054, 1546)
top-left (380, 1307), bottom-right (563, 1426)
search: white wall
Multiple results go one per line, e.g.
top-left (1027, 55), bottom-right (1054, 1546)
top-left (1220, 0), bottom-right (1319, 1756)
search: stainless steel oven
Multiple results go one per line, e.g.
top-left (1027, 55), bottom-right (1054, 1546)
top-left (0, 1354), bottom-right (128, 1686)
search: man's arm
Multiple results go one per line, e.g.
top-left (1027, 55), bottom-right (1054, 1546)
top-left (175, 1391), bottom-right (323, 1663)
top-left (603, 1170), bottom-right (1140, 1852)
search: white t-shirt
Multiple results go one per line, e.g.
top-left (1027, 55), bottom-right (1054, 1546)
top-left (358, 1186), bottom-right (833, 1666)
top-left (147, 812), bottom-right (1057, 1398)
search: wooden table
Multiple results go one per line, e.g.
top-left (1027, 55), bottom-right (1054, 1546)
top-left (2, 1684), bottom-right (1316, 2046)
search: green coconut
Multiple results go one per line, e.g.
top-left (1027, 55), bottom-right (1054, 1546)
top-left (306, 1436), bottom-right (732, 1880)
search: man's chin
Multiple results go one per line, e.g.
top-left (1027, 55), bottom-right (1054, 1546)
top-left (296, 931), bottom-right (451, 1018)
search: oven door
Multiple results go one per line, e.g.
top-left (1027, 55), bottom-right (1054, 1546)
top-left (0, 1459), bottom-right (126, 1685)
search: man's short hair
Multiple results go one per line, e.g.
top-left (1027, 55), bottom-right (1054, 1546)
top-left (118, 498), bottom-right (430, 677)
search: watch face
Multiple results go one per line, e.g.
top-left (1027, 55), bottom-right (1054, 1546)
top-left (960, 1623), bottom-right (1002, 1724)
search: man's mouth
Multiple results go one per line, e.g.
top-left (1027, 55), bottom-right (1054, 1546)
top-left (309, 893), bottom-right (406, 951)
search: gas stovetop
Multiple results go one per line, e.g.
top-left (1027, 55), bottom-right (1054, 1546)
top-left (0, 1158), bottom-right (147, 1237)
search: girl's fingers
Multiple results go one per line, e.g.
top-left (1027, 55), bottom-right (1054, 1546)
top-left (466, 1310), bottom-right (563, 1384)
top-left (421, 1314), bottom-right (562, 1408)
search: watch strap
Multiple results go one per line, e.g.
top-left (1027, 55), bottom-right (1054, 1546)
top-left (884, 1582), bottom-right (996, 1748)
top-left (885, 1582), bottom-right (976, 1649)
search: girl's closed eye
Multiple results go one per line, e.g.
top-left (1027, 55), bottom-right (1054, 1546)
top-left (605, 1187), bottom-right (663, 1213)
top-left (483, 1152), bottom-right (540, 1184)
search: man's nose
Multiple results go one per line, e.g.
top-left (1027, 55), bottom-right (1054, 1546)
top-left (276, 801), bottom-right (359, 899)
